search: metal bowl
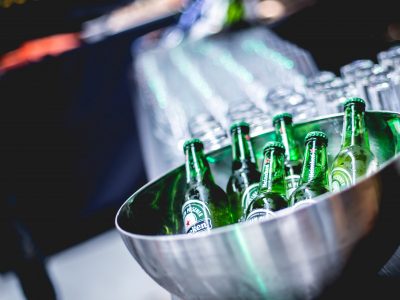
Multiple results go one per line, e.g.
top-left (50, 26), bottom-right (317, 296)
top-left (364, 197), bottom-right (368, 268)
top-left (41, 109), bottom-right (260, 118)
top-left (116, 112), bottom-right (400, 299)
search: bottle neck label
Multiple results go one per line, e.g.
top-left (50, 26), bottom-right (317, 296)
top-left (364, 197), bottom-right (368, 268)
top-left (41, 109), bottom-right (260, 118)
top-left (182, 199), bottom-right (213, 234)
top-left (246, 209), bottom-right (275, 223)
top-left (330, 167), bottom-right (353, 192)
top-left (292, 199), bottom-right (316, 209)
top-left (285, 174), bottom-right (300, 198)
top-left (241, 183), bottom-right (259, 214)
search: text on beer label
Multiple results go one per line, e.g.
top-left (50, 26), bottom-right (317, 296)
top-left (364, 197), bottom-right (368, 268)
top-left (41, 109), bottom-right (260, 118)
top-left (331, 167), bottom-right (353, 192)
top-left (241, 183), bottom-right (259, 211)
top-left (182, 199), bottom-right (213, 234)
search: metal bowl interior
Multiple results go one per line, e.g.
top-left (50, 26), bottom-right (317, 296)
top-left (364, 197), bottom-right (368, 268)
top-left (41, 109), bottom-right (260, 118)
top-left (116, 112), bottom-right (400, 299)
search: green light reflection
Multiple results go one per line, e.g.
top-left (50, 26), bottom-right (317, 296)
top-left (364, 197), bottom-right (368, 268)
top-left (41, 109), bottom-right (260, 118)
top-left (197, 43), bottom-right (254, 83)
top-left (169, 48), bottom-right (214, 99)
top-left (233, 226), bottom-right (268, 297)
top-left (142, 56), bottom-right (168, 109)
top-left (206, 156), bottom-right (218, 164)
top-left (388, 117), bottom-right (400, 154)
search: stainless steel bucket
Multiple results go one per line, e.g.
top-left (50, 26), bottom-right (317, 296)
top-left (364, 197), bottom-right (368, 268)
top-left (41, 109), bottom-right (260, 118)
top-left (116, 112), bottom-right (400, 299)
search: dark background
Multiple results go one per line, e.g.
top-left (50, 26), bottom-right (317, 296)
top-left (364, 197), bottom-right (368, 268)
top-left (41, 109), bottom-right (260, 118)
top-left (274, 0), bottom-right (400, 73)
top-left (0, 35), bottom-right (147, 271)
top-left (0, 0), bottom-right (132, 55)
top-left (1, 0), bottom-right (400, 274)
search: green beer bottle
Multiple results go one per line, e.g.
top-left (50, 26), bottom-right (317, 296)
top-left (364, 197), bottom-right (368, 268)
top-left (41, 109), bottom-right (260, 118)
top-left (182, 139), bottom-right (233, 234)
top-left (225, 0), bottom-right (245, 26)
top-left (290, 131), bottom-right (329, 208)
top-left (226, 121), bottom-right (261, 222)
top-left (273, 113), bottom-right (303, 198)
top-left (245, 142), bottom-right (288, 222)
top-left (330, 98), bottom-right (378, 192)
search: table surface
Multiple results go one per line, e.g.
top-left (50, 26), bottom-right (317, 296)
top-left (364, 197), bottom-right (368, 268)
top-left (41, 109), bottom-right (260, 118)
top-left (0, 230), bottom-right (170, 300)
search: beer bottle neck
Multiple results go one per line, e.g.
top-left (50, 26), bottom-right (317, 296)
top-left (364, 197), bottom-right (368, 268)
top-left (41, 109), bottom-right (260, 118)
top-left (185, 146), bottom-right (213, 184)
top-left (342, 104), bottom-right (370, 149)
top-left (258, 149), bottom-right (286, 195)
top-left (231, 128), bottom-right (257, 170)
top-left (300, 140), bottom-right (328, 186)
top-left (275, 120), bottom-right (301, 164)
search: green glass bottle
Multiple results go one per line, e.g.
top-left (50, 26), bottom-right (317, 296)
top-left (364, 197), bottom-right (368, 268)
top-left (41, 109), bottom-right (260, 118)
top-left (226, 121), bottom-right (261, 222)
top-left (273, 113), bottom-right (303, 198)
top-left (330, 97), bottom-right (378, 192)
top-left (245, 141), bottom-right (288, 222)
top-left (290, 131), bottom-right (329, 208)
top-left (182, 139), bottom-right (233, 234)
top-left (225, 0), bottom-right (245, 26)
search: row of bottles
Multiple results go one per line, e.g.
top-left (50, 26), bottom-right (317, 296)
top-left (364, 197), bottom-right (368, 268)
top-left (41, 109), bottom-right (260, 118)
top-left (181, 97), bottom-right (378, 234)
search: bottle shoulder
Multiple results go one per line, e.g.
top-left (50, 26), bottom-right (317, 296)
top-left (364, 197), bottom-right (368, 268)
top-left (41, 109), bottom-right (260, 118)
top-left (290, 183), bottom-right (328, 204)
top-left (256, 192), bottom-right (287, 202)
top-left (332, 145), bottom-right (377, 165)
top-left (185, 183), bottom-right (207, 199)
top-left (186, 181), bottom-right (225, 199)
top-left (336, 144), bottom-right (374, 154)
top-left (232, 164), bottom-right (260, 176)
top-left (227, 168), bottom-right (260, 188)
top-left (248, 192), bottom-right (288, 212)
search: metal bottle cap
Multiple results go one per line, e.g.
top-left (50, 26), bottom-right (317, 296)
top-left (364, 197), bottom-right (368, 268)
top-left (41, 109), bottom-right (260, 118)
top-left (183, 138), bottom-right (204, 151)
top-left (305, 131), bottom-right (328, 145)
top-left (263, 141), bottom-right (285, 153)
top-left (343, 97), bottom-right (366, 109)
top-left (272, 112), bottom-right (293, 125)
top-left (229, 121), bottom-right (250, 133)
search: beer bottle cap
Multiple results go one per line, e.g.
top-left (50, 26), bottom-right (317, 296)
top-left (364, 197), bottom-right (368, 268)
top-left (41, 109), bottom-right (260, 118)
top-left (229, 121), bottom-right (250, 133)
top-left (272, 113), bottom-right (293, 125)
top-left (263, 141), bottom-right (285, 154)
top-left (183, 138), bottom-right (204, 151)
top-left (305, 131), bottom-right (328, 145)
top-left (344, 97), bottom-right (366, 109)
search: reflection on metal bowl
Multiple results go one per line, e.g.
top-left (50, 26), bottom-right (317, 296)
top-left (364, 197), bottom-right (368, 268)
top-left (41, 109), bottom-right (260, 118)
top-left (116, 112), bottom-right (400, 299)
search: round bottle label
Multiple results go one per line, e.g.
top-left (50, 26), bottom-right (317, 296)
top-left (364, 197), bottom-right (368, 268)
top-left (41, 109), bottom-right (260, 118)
top-left (292, 199), bottom-right (316, 209)
top-left (331, 167), bottom-right (353, 192)
top-left (241, 183), bottom-right (259, 212)
top-left (285, 174), bottom-right (300, 198)
top-left (182, 200), bottom-right (213, 234)
top-left (246, 209), bottom-right (275, 223)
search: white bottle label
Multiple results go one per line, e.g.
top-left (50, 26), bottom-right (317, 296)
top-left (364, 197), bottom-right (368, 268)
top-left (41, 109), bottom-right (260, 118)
top-left (246, 209), bottom-right (275, 223)
top-left (182, 200), bottom-right (212, 234)
top-left (292, 199), bottom-right (316, 209)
